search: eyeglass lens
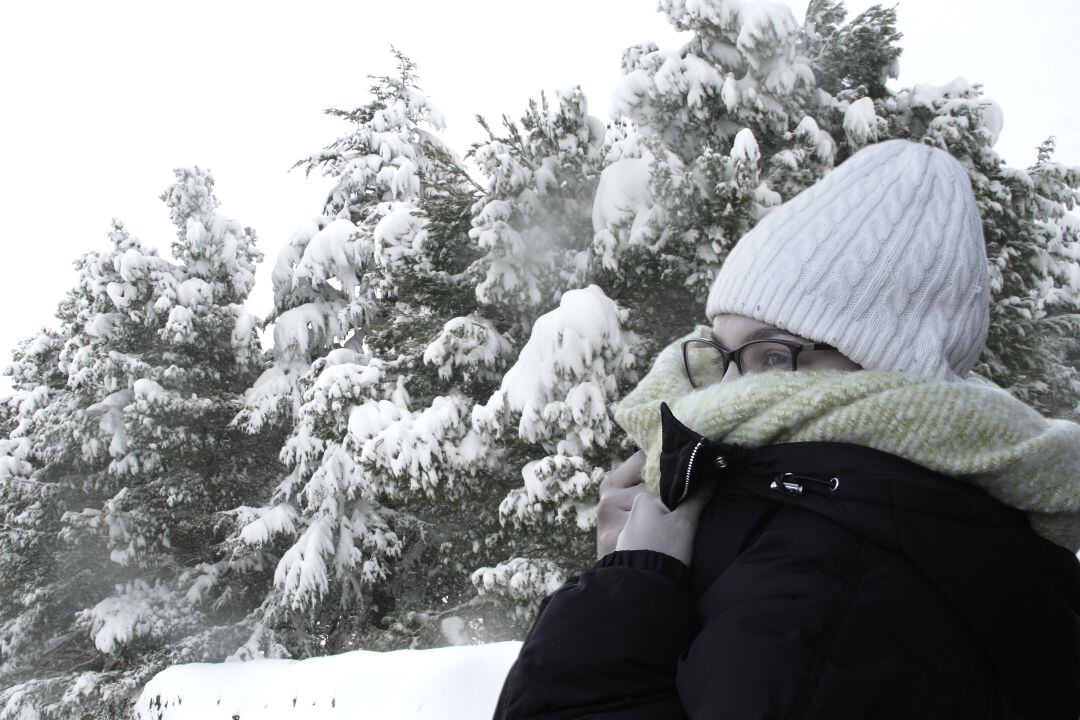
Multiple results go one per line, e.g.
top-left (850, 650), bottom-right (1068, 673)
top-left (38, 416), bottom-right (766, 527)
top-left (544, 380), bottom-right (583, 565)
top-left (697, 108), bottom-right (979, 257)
top-left (684, 340), bottom-right (797, 386)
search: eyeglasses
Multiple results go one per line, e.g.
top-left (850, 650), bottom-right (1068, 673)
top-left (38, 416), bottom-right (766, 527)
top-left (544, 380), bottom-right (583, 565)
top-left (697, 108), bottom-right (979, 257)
top-left (681, 337), bottom-right (837, 388)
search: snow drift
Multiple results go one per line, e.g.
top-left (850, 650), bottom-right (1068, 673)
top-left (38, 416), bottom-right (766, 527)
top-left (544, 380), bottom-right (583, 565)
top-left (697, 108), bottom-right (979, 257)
top-left (134, 641), bottom-right (521, 720)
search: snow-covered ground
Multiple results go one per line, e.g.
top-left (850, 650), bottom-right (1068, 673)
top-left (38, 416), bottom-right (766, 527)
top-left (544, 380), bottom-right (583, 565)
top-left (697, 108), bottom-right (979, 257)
top-left (135, 641), bottom-right (521, 720)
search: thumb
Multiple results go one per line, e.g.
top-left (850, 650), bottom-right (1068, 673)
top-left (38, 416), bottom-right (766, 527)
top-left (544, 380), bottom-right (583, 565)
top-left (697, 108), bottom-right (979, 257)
top-left (673, 481), bottom-right (715, 518)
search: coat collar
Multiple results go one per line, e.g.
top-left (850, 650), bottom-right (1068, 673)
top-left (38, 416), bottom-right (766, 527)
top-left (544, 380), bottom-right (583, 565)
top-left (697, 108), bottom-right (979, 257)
top-left (658, 400), bottom-right (1022, 538)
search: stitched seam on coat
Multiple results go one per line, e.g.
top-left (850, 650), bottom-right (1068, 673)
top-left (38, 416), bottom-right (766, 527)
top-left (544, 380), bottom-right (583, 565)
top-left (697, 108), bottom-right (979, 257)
top-left (888, 477), bottom-right (903, 561)
top-left (943, 652), bottom-right (983, 720)
top-left (890, 478), bottom-right (988, 720)
top-left (736, 503), bottom-right (785, 556)
top-left (787, 539), bottom-right (872, 720)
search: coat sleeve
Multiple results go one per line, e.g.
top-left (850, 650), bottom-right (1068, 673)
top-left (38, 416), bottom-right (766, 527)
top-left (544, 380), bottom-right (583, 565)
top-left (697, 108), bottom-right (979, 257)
top-left (492, 549), bottom-right (695, 720)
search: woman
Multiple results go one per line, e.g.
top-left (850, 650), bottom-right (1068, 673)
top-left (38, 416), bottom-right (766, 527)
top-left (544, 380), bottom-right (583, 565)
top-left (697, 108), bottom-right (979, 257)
top-left (492, 139), bottom-right (1080, 719)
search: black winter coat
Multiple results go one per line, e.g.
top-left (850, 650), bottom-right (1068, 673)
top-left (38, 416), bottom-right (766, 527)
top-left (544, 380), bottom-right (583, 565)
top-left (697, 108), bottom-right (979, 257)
top-left (493, 402), bottom-right (1080, 719)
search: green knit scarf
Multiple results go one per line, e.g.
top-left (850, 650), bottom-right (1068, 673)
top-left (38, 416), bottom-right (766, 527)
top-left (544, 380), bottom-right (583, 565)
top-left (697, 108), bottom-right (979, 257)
top-left (613, 325), bottom-right (1080, 552)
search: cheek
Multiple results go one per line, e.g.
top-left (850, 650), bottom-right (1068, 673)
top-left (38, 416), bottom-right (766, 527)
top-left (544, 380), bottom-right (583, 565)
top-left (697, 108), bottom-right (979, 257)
top-left (800, 353), bottom-right (861, 371)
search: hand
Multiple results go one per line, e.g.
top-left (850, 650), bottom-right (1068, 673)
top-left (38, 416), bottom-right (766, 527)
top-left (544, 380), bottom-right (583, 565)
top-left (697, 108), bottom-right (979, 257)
top-left (596, 451), bottom-right (648, 559)
top-left (615, 485), bottom-right (714, 567)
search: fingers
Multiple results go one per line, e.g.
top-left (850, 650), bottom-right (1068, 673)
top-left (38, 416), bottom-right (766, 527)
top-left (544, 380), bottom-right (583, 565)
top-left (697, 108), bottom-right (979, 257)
top-left (598, 448), bottom-right (717, 566)
top-left (600, 450), bottom-right (646, 491)
top-left (602, 483), bottom-right (648, 511)
top-left (598, 504), bottom-right (637, 558)
top-left (597, 484), bottom-right (647, 558)
top-left (629, 489), bottom-right (662, 513)
top-left (627, 486), bottom-right (711, 521)
top-left (618, 491), bottom-right (665, 538)
top-left (597, 529), bottom-right (619, 559)
top-left (597, 452), bottom-right (648, 559)
top-left (615, 485), bottom-right (715, 566)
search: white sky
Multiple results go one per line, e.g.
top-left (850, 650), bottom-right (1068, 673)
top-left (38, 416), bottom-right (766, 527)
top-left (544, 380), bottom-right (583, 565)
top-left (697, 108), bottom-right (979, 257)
top-left (1, 0), bottom-right (1077, 394)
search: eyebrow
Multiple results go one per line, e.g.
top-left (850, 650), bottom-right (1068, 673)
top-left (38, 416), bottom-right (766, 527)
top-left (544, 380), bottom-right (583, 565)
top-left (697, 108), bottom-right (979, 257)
top-left (711, 327), bottom-right (802, 346)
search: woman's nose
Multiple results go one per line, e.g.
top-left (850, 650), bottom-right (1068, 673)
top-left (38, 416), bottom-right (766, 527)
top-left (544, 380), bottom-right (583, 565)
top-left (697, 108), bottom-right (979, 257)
top-left (719, 359), bottom-right (742, 384)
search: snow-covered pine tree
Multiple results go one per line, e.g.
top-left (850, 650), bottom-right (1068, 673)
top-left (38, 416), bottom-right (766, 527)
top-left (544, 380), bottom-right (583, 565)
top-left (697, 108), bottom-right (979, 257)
top-left (1029, 138), bottom-right (1080, 415)
top-left (595, 0), bottom-right (1080, 417)
top-left (233, 6), bottom-right (1078, 658)
top-left (227, 49), bottom-right (488, 657)
top-left (595, 0), bottom-right (827, 361)
top-left (0, 169), bottom-right (278, 718)
top-left (377, 87), bottom-right (639, 643)
top-left (0, 326), bottom-right (74, 710)
top-left (230, 41), bottom-right (644, 651)
top-left (452, 90), bottom-right (643, 631)
top-left (467, 285), bottom-right (639, 630)
top-left (465, 90), bottom-right (607, 327)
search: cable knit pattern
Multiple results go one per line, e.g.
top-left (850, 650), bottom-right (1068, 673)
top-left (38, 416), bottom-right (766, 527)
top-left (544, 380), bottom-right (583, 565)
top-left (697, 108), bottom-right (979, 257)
top-left (706, 139), bottom-right (990, 381)
top-left (613, 326), bottom-right (1080, 552)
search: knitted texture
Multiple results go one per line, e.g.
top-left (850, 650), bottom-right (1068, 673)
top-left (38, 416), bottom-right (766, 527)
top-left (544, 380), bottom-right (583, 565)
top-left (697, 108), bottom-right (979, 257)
top-left (705, 139), bottom-right (990, 381)
top-left (613, 326), bottom-right (1080, 551)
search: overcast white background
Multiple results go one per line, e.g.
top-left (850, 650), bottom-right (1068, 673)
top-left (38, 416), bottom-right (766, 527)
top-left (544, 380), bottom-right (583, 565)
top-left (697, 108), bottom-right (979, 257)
top-left (1, 0), bottom-right (1077, 394)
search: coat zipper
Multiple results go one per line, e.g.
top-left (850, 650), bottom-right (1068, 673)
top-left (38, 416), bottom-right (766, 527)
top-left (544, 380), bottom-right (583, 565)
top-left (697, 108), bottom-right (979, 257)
top-left (678, 440), bottom-right (705, 505)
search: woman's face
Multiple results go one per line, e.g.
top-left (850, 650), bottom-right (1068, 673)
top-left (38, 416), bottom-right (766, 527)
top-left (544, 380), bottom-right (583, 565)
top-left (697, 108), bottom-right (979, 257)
top-left (710, 313), bottom-right (862, 384)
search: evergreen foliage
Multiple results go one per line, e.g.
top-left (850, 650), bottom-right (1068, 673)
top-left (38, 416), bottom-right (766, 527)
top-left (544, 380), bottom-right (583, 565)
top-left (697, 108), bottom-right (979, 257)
top-left (600, 0), bottom-right (1080, 417)
top-left (1, 3), bottom-right (1078, 716)
top-left (0, 170), bottom-right (280, 717)
top-left (228, 55), bottom-right (636, 655)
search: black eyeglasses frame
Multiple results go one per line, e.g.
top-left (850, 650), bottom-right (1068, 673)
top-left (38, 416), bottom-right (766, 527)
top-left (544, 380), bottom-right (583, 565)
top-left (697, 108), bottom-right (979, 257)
top-left (680, 337), bottom-right (837, 388)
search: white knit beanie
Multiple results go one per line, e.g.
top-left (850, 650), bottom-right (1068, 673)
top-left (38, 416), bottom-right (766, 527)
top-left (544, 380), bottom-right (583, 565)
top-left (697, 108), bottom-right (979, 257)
top-left (705, 138), bottom-right (990, 381)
